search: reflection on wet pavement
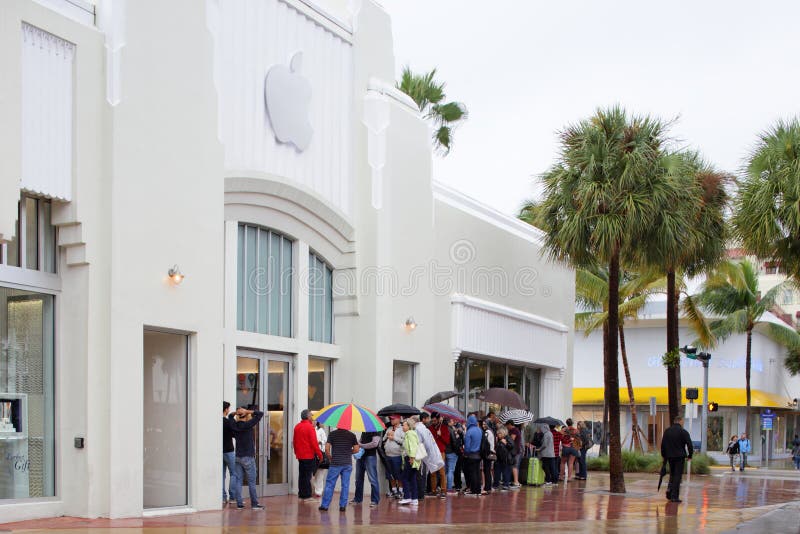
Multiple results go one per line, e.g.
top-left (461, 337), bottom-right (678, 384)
top-left (1, 470), bottom-right (798, 533)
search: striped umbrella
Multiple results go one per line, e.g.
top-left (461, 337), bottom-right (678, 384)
top-left (498, 409), bottom-right (534, 425)
top-left (423, 402), bottom-right (466, 423)
top-left (314, 403), bottom-right (386, 432)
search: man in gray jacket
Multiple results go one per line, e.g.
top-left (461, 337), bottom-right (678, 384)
top-left (538, 424), bottom-right (557, 485)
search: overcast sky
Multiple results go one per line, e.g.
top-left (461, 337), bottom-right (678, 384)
top-left (381, 0), bottom-right (800, 216)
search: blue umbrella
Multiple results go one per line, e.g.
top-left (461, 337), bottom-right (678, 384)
top-left (423, 403), bottom-right (465, 423)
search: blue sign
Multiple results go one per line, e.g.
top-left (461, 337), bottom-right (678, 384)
top-left (761, 410), bottom-right (776, 430)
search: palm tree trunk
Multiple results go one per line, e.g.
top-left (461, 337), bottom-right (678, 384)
top-left (745, 328), bottom-right (752, 437)
top-left (666, 269), bottom-right (681, 424)
top-left (601, 321), bottom-right (610, 457)
top-left (619, 324), bottom-right (642, 452)
top-left (606, 250), bottom-right (625, 493)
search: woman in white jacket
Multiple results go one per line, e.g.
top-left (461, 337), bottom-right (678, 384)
top-left (313, 421), bottom-right (328, 498)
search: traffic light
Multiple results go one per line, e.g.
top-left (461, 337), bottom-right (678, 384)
top-left (708, 402), bottom-right (719, 412)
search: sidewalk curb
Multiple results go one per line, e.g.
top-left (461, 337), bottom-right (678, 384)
top-left (723, 501), bottom-right (800, 533)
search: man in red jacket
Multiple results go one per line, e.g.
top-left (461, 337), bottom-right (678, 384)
top-left (293, 409), bottom-right (323, 501)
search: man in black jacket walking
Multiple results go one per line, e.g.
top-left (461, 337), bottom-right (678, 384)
top-left (661, 416), bottom-right (693, 503)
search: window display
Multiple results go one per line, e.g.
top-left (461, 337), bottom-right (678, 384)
top-left (0, 287), bottom-right (55, 500)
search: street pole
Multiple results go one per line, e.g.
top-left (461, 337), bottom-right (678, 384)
top-left (701, 359), bottom-right (709, 454)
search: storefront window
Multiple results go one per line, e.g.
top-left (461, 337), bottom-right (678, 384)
top-left (458, 357), bottom-right (541, 418)
top-left (392, 361), bottom-right (415, 406)
top-left (0, 287), bottom-right (55, 500)
top-left (237, 224), bottom-right (293, 337)
top-left (308, 357), bottom-right (331, 411)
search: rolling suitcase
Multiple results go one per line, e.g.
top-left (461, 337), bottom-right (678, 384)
top-left (528, 455), bottom-right (545, 486)
top-left (519, 457), bottom-right (530, 485)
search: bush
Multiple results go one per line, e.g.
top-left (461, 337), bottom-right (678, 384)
top-left (689, 453), bottom-right (715, 474)
top-left (587, 451), bottom-right (714, 474)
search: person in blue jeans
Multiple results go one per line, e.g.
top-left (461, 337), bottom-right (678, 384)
top-left (320, 426), bottom-right (359, 512)
top-left (352, 431), bottom-right (381, 507)
top-left (445, 419), bottom-right (460, 491)
top-left (738, 433), bottom-right (751, 471)
top-left (222, 402), bottom-right (236, 504)
top-left (228, 407), bottom-right (265, 510)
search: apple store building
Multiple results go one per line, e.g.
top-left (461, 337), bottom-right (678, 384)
top-left (0, 0), bottom-right (574, 521)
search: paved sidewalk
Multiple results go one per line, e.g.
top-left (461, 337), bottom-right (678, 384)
top-left (1, 470), bottom-right (798, 533)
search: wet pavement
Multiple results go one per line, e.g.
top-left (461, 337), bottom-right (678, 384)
top-left (2, 468), bottom-right (799, 533)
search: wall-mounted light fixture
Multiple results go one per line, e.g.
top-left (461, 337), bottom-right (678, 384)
top-left (403, 317), bottom-right (417, 331)
top-left (168, 265), bottom-right (185, 285)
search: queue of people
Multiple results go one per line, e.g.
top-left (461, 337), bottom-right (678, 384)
top-left (222, 401), bottom-right (593, 511)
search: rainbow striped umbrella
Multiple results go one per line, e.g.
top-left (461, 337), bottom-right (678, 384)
top-left (314, 403), bottom-right (386, 432)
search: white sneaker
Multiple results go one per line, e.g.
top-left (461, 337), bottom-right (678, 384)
top-left (410, 501), bottom-right (419, 507)
top-left (398, 499), bottom-right (412, 505)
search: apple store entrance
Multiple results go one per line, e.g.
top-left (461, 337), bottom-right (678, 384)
top-left (236, 351), bottom-right (291, 497)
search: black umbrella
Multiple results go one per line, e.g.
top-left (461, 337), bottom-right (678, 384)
top-left (376, 403), bottom-right (420, 417)
top-left (423, 390), bottom-right (459, 406)
top-left (476, 388), bottom-right (527, 409)
top-left (658, 460), bottom-right (668, 491)
top-left (533, 416), bottom-right (565, 427)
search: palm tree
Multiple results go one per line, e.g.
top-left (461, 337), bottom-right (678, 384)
top-left (734, 119), bottom-right (800, 281)
top-left (697, 259), bottom-right (800, 436)
top-left (397, 66), bottom-right (467, 155)
top-left (536, 106), bottom-right (689, 494)
top-left (575, 267), bottom-right (666, 452)
top-left (638, 151), bottom-right (731, 424)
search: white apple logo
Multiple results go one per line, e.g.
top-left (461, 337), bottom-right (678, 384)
top-left (264, 51), bottom-right (313, 151)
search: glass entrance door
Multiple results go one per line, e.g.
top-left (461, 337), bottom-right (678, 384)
top-left (236, 352), bottom-right (291, 497)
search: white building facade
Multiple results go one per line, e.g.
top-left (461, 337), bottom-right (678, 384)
top-left (0, 0), bottom-right (574, 521)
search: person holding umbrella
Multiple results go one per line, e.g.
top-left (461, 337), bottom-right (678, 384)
top-left (319, 424), bottom-right (359, 512)
top-left (314, 403), bottom-right (384, 512)
top-left (660, 416), bottom-right (693, 503)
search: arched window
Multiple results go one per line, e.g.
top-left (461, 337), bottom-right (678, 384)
top-left (308, 252), bottom-right (333, 343)
top-left (236, 224), bottom-right (293, 337)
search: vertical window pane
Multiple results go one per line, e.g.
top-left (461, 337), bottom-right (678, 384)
top-left (25, 198), bottom-right (38, 270)
top-left (468, 360), bottom-right (487, 414)
top-left (268, 234), bottom-right (281, 335)
top-left (143, 330), bottom-right (188, 508)
top-left (454, 357), bottom-right (466, 415)
top-left (257, 230), bottom-right (269, 335)
top-left (0, 287), bottom-right (55, 499)
top-left (507, 366), bottom-right (523, 396)
top-left (236, 225), bottom-right (245, 331)
top-left (7, 211), bottom-right (20, 268)
top-left (392, 361), bottom-right (415, 405)
top-left (281, 237), bottom-right (292, 337)
top-left (308, 357), bottom-right (330, 412)
top-left (323, 267), bottom-right (332, 343)
top-left (42, 201), bottom-right (55, 273)
top-left (244, 226), bottom-right (257, 332)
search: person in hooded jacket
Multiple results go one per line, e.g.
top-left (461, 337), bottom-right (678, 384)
top-left (462, 414), bottom-right (483, 495)
top-left (538, 424), bottom-right (556, 485)
top-left (414, 414), bottom-right (445, 501)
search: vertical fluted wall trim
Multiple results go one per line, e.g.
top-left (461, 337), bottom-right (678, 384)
top-left (450, 294), bottom-right (568, 370)
top-left (97, 0), bottom-right (125, 106)
top-left (363, 90), bottom-right (390, 210)
top-left (20, 23), bottom-right (74, 201)
top-left (208, 0), bottom-right (354, 216)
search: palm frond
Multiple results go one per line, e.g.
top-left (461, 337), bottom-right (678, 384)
top-left (682, 294), bottom-right (715, 348)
